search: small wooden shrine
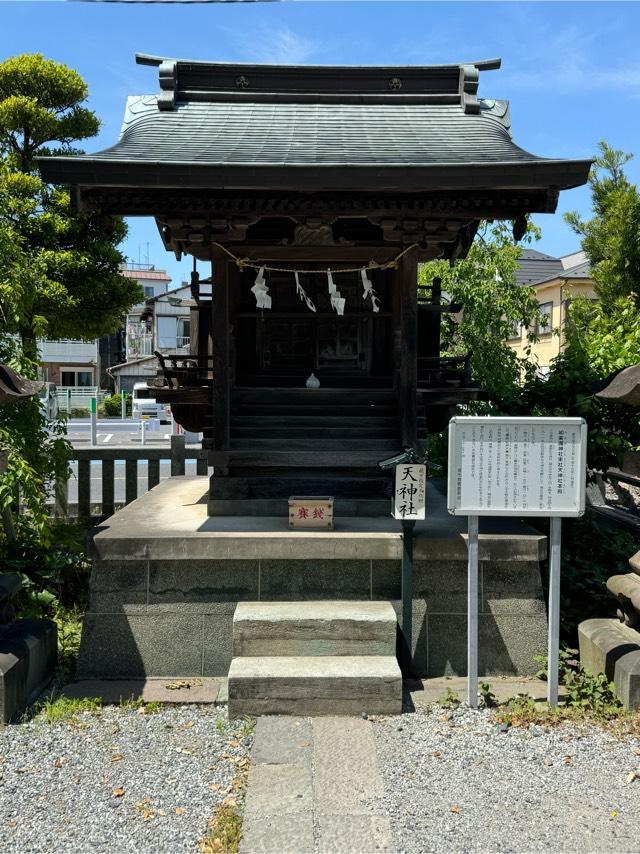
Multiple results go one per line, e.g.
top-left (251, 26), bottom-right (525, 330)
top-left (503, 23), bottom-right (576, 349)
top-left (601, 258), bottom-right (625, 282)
top-left (40, 55), bottom-right (590, 516)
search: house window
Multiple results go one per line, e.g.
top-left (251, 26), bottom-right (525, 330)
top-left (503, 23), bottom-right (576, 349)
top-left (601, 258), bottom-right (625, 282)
top-left (143, 286), bottom-right (155, 298)
top-left (60, 369), bottom-right (94, 387)
top-left (507, 321), bottom-right (521, 340)
top-left (177, 317), bottom-right (190, 348)
top-left (536, 302), bottom-right (553, 335)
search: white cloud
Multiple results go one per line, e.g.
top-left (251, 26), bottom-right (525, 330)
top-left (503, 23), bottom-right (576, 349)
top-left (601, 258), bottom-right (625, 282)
top-left (499, 21), bottom-right (640, 95)
top-left (225, 25), bottom-right (319, 65)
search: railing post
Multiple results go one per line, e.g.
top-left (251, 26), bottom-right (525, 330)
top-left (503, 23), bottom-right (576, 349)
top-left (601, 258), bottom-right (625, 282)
top-left (125, 459), bottom-right (137, 505)
top-left (102, 458), bottom-right (115, 518)
top-left (141, 419), bottom-right (147, 446)
top-left (78, 458), bottom-right (91, 518)
top-left (54, 474), bottom-right (69, 518)
top-left (148, 457), bottom-right (161, 490)
top-left (171, 434), bottom-right (186, 477)
top-left (121, 392), bottom-right (126, 420)
top-left (196, 453), bottom-right (208, 476)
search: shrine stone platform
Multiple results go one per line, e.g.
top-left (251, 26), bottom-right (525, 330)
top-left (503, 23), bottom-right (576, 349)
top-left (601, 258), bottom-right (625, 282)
top-left (77, 476), bottom-right (548, 680)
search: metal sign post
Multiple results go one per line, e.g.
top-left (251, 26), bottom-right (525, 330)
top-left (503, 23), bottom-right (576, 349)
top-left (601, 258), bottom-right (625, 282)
top-left (400, 517), bottom-right (416, 675)
top-left (467, 515), bottom-right (479, 708)
top-left (90, 397), bottom-right (98, 446)
top-left (378, 449), bottom-right (427, 678)
top-left (447, 416), bottom-right (587, 709)
top-left (547, 516), bottom-right (562, 705)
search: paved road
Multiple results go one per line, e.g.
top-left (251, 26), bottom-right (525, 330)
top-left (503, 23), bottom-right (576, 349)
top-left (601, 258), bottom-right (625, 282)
top-left (67, 418), bottom-right (173, 447)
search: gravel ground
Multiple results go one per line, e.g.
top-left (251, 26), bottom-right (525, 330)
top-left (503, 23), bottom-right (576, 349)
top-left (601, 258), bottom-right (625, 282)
top-left (370, 706), bottom-right (640, 853)
top-left (0, 704), bottom-right (252, 854)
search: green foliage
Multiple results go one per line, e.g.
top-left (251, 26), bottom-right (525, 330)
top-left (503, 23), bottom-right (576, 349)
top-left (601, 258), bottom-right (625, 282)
top-left (4, 519), bottom-right (90, 611)
top-left (119, 695), bottom-right (163, 714)
top-left (0, 53), bottom-right (140, 550)
top-left (0, 53), bottom-right (99, 171)
top-left (566, 142), bottom-right (640, 305)
top-left (0, 394), bottom-right (71, 544)
top-left (39, 694), bottom-right (102, 724)
top-left (199, 803), bottom-right (243, 854)
top-left (478, 682), bottom-right (497, 709)
top-left (534, 648), bottom-right (622, 718)
top-left (420, 219), bottom-right (544, 409)
top-left (565, 294), bottom-right (640, 376)
top-left (238, 715), bottom-right (256, 739)
top-left (0, 54), bottom-right (141, 355)
top-left (436, 686), bottom-right (461, 708)
top-left (102, 393), bottom-right (131, 418)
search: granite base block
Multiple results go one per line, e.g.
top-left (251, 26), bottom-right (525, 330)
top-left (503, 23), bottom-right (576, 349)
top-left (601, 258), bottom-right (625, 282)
top-left (77, 479), bottom-right (548, 679)
top-left (0, 619), bottom-right (57, 724)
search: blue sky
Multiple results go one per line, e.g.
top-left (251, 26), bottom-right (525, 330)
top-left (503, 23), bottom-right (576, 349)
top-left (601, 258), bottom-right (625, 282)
top-left (3, 1), bottom-right (640, 286)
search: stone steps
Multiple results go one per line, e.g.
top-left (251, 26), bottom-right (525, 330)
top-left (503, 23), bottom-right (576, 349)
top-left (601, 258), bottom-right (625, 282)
top-left (228, 601), bottom-right (402, 717)
top-left (228, 655), bottom-right (402, 717)
top-left (233, 601), bottom-right (397, 657)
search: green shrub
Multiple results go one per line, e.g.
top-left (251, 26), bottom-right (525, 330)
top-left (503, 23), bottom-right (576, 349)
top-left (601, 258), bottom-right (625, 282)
top-left (102, 393), bottom-right (131, 417)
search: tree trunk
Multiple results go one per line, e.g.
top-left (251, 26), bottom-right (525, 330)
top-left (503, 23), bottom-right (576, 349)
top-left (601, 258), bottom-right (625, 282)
top-left (19, 326), bottom-right (39, 375)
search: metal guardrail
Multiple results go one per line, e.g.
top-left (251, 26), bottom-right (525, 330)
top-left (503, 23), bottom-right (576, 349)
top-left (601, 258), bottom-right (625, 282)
top-left (57, 435), bottom-right (208, 519)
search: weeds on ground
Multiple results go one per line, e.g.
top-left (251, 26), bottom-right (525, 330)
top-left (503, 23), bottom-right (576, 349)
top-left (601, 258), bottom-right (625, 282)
top-left (55, 605), bottom-right (83, 681)
top-left (38, 695), bottom-right (102, 724)
top-left (495, 649), bottom-right (625, 729)
top-left (478, 682), bottom-right (497, 708)
top-left (215, 717), bottom-right (226, 733)
top-left (198, 803), bottom-right (243, 853)
top-left (436, 687), bottom-right (461, 709)
top-left (119, 695), bottom-right (163, 715)
top-left (237, 716), bottom-right (256, 739)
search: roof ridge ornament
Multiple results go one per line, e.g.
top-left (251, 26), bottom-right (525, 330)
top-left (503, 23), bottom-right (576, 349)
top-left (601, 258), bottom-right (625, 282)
top-left (158, 60), bottom-right (177, 111)
top-left (461, 64), bottom-right (480, 114)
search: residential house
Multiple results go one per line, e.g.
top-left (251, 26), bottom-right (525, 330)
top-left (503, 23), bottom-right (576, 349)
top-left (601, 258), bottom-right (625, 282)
top-left (109, 283), bottom-right (192, 394)
top-left (507, 248), bottom-right (595, 374)
top-left (39, 339), bottom-right (99, 388)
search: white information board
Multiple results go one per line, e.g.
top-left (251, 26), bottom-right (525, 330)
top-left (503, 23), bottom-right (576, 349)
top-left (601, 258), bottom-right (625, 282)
top-left (447, 417), bottom-right (587, 517)
top-left (393, 464), bottom-right (426, 520)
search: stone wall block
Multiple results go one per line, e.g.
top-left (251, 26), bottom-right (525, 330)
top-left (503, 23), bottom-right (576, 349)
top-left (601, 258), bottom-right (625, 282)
top-left (481, 560), bottom-right (546, 615)
top-left (88, 560), bottom-right (148, 613)
top-left (148, 559), bottom-right (259, 610)
top-left (77, 614), bottom-right (203, 678)
top-left (426, 613), bottom-right (546, 677)
top-left (203, 605), bottom-right (238, 676)
top-left (259, 560), bottom-right (370, 601)
top-left (389, 598), bottom-right (427, 674)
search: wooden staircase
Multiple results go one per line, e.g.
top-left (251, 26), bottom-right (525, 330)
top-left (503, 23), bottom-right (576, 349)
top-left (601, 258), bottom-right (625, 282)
top-left (208, 387), bottom-right (402, 516)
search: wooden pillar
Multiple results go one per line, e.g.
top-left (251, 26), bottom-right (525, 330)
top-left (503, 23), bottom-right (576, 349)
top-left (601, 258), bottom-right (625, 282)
top-left (211, 255), bottom-right (230, 474)
top-left (398, 246), bottom-right (419, 449)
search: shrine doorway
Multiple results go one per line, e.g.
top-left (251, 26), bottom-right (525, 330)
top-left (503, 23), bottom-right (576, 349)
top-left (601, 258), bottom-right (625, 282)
top-left (235, 269), bottom-right (393, 388)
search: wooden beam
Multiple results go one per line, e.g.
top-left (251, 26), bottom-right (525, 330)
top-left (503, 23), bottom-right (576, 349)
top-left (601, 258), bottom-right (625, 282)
top-left (211, 255), bottom-right (230, 473)
top-left (398, 245), bottom-right (419, 448)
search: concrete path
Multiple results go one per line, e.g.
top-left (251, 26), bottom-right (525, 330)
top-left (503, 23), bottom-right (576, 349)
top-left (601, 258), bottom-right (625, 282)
top-left (241, 716), bottom-right (394, 854)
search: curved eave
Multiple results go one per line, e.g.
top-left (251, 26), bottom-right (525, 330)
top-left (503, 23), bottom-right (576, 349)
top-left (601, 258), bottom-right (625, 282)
top-left (38, 156), bottom-right (592, 196)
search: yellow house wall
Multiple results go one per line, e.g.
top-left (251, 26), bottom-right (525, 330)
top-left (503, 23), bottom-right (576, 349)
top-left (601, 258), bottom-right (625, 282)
top-left (507, 278), bottom-right (596, 370)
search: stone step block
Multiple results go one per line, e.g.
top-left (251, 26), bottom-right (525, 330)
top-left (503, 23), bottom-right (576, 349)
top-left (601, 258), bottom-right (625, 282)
top-left (233, 601), bottom-right (398, 658)
top-left (579, 617), bottom-right (640, 708)
top-left (228, 654), bottom-right (402, 717)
